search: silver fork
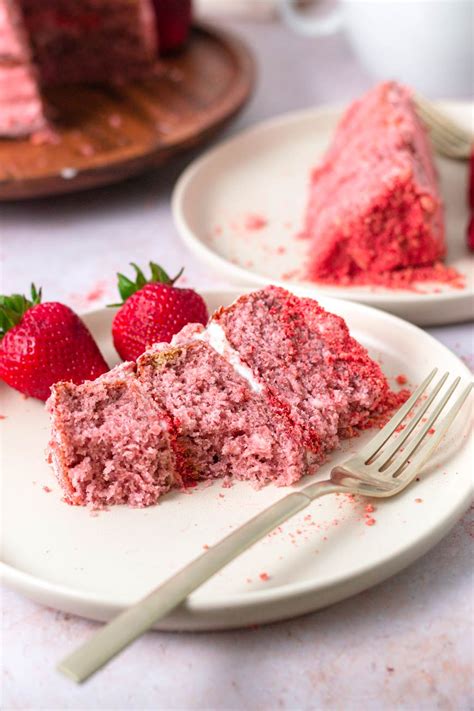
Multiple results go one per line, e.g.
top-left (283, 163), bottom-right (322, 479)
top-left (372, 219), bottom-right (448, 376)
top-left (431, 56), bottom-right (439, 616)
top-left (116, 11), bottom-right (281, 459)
top-left (414, 94), bottom-right (473, 159)
top-left (58, 369), bottom-right (472, 683)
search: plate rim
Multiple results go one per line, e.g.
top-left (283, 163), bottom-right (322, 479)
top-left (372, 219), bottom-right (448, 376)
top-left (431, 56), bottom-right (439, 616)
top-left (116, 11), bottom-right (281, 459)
top-left (1, 288), bottom-right (472, 622)
top-left (171, 100), bottom-right (474, 309)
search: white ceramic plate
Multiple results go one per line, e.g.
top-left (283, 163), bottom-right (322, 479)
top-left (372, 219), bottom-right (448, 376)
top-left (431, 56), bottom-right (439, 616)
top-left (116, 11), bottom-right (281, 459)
top-left (0, 289), bottom-right (472, 630)
top-left (172, 102), bottom-right (474, 326)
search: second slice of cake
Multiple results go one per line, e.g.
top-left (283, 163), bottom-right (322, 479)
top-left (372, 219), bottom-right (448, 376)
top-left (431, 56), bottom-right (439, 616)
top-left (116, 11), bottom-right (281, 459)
top-left (302, 81), bottom-right (445, 284)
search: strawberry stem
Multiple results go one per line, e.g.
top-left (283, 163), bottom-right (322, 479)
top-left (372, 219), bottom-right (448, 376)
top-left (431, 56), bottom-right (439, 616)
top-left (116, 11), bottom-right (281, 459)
top-left (109, 262), bottom-right (184, 307)
top-left (0, 284), bottom-right (42, 338)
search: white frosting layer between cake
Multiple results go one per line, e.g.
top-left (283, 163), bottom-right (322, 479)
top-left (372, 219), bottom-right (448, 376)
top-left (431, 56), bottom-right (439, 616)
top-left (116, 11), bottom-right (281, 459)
top-left (195, 321), bottom-right (263, 394)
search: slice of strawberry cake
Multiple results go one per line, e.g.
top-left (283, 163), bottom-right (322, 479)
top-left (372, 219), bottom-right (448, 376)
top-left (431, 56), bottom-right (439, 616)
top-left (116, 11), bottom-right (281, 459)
top-left (302, 82), bottom-right (446, 285)
top-left (47, 287), bottom-right (406, 508)
top-left (47, 363), bottom-right (180, 508)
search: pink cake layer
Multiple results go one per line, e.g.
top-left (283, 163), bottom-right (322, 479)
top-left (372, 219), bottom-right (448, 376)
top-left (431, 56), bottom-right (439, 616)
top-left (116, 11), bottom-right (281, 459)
top-left (137, 340), bottom-right (307, 487)
top-left (46, 287), bottom-right (408, 508)
top-left (0, 0), bottom-right (47, 136)
top-left (47, 363), bottom-right (180, 508)
top-left (302, 82), bottom-right (446, 284)
top-left (214, 287), bottom-right (404, 458)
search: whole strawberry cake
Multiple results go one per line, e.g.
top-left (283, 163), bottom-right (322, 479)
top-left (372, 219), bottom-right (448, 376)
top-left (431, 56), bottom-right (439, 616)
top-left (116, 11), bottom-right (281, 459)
top-left (46, 286), bottom-right (407, 508)
top-left (302, 82), bottom-right (452, 288)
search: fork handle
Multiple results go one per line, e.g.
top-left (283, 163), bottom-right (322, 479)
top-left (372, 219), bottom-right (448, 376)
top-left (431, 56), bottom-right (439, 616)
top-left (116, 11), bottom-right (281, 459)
top-left (59, 482), bottom-right (339, 683)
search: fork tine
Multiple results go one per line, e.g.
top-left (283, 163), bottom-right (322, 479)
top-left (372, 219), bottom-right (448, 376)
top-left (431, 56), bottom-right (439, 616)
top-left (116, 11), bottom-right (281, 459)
top-left (376, 372), bottom-right (449, 470)
top-left (397, 382), bottom-right (473, 479)
top-left (415, 95), bottom-right (473, 146)
top-left (384, 376), bottom-right (466, 477)
top-left (428, 129), bottom-right (471, 159)
top-left (360, 368), bottom-right (438, 462)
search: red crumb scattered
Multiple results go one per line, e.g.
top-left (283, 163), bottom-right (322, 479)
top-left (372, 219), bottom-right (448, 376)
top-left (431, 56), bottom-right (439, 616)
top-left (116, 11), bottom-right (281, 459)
top-left (396, 374), bottom-right (408, 385)
top-left (395, 424), bottom-right (406, 433)
top-left (30, 128), bottom-right (60, 146)
top-left (0, 415), bottom-right (6, 420)
top-left (85, 281), bottom-right (107, 303)
top-left (218, 493), bottom-right (225, 498)
top-left (202, 544), bottom-right (209, 550)
top-left (280, 269), bottom-right (300, 281)
top-left (365, 504), bottom-right (376, 513)
top-left (365, 517), bottom-right (377, 526)
top-left (311, 263), bottom-right (465, 292)
top-left (79, 143), bottom-right (95, 157)
top-left (259, 572), bottom-right (270, 581)
top-left (108, 113), bottom-right (122, 128)
top-left (276, 246), bottom-right (287, 255)
top-left (244, 214), bottom-right (268, 231)
top-left (428, 428), bottom-right (435, 435)
top-left (415, 498), bottom-right (423, 503)
top-left (43, 486), bottom-right (52, 493)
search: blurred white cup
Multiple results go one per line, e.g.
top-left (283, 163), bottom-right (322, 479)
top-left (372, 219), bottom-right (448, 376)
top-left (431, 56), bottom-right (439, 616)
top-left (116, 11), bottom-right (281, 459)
top-left (279, 0), bottom-right (473, 97)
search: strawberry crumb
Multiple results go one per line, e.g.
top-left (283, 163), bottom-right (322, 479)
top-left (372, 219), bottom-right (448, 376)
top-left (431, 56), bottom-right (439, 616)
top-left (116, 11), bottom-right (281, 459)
top-left (244, 214), bottom-right (267, 231)
top-left (85, 281), bottom-right (107, 303)
top-left (202, 544), bottom-right (209, 550)
top-left (259, 572), bottom-right (270, 581)
top-left (0, 415), bottom-right (6, 420)
top-left (428, 428), bottom-right (435, 435)
top-left (396, 374), bottom-right (408, 385)
top-left (365, 517), bottom-right (376, 526)
top-left (43, 486), bottom-right (52, 493)
top-left (365, 504), bottom-right (376, 513)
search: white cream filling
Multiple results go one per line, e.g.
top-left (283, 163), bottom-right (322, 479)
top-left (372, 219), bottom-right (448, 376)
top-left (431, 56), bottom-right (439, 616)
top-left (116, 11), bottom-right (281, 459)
top-left (194, 320), bottom-right (263, 394)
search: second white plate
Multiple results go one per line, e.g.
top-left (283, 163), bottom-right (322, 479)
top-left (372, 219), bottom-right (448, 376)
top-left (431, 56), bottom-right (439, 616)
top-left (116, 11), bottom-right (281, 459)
top-left (172, 102), bottom-right (474, 326)
top-left (1, 289), bottom-right (472, 630)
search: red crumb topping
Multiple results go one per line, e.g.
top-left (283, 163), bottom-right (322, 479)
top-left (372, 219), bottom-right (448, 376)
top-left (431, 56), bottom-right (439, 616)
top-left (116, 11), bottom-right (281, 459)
top-left (365, 504), bottom-right (376, 513)
top-left (244, 214), bottom-right (268, 231)
top-left (365, 517), bottom-right (376, 526)
top-left (0, 415), bottom-right (6, 420)
top-left (396, 374), bottom-right (408, 385)
top-left (43, 485), bottom-right (52, 493)
top-left (259, 572), bottom-right (270, 581)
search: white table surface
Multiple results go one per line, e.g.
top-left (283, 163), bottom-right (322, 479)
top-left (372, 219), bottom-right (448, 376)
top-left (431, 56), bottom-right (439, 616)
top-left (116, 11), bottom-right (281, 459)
top-left (1, 18), bottom-right (473, 711)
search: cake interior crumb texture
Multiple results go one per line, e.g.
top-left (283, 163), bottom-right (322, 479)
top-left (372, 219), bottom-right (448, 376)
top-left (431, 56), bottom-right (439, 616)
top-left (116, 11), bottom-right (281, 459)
top-left (47, 287), bottom-right (408, 508)
top-left (302, 81), bottom-right (454, 288)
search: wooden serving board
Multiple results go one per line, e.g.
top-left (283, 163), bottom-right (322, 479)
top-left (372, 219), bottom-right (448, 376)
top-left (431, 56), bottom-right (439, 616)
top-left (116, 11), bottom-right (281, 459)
top-left (0, 23), bottom-right (255, 201)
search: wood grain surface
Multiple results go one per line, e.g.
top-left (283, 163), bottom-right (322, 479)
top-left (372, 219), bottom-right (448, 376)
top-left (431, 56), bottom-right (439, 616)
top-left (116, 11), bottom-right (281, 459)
top-left (0, 23), bottom-right (255, 201)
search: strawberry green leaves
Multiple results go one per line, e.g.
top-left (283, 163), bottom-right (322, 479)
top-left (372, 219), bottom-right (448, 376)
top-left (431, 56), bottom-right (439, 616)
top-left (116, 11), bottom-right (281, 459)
top-left (110, 262), bottom-right (184, 307)
top-left (0, 284), bottom-right (42, 339)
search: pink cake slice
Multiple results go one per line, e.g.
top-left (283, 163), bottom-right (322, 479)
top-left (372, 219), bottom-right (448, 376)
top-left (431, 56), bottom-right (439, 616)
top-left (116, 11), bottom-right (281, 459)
top-left (47, 362), bottom-right (180, 508)
top-left (46, 287), bottom-right (407, 508)
top-left (0, 0), bottom-right (47, 137)
top-left (137, 340), bottom-right (307, 487)
top-left (303, 81), bottom-right (445, 283)
top-left (213, 286), bottom-right (402, 459)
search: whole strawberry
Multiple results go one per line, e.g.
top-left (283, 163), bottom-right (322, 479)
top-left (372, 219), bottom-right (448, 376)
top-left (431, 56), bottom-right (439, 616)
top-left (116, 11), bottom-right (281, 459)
top-left (0, 285), bottom-right (109, 401)
top-left (111, 262), bottom-right (208, 361)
